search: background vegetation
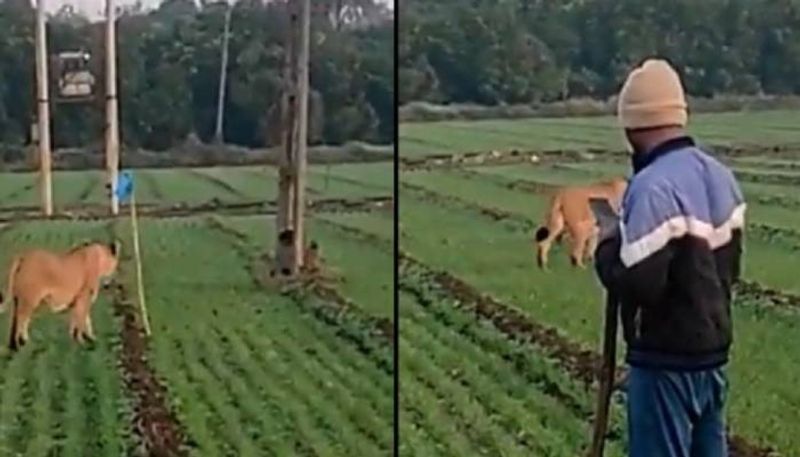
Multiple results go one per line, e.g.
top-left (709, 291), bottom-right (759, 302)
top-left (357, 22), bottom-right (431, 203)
top-left (399, 0), bottom-right (800, 106)
top-left (0, 0), bottom-right (393, 152)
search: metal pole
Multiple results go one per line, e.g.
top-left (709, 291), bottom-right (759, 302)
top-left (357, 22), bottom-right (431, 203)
top-left (35, 0), bottom-right (52, 216)
top-left (105, 0), bottom-right (120, 215)
top-left (214, 4), bottom-right (232, 144)
top-left (291, 0), bottom-right (310, 271)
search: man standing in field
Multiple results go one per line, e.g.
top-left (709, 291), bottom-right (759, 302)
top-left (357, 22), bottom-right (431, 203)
top-left (594, 59), bottom-right (746, 457)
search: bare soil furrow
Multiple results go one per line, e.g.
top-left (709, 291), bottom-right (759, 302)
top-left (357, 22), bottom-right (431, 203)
top-left (0, 195), bottom-right (392, 223)
top-left (111, 280), bottom-right (190, 456)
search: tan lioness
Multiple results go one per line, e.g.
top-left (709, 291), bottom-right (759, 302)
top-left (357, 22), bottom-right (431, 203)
top-left (534, 178), bottom-right (627, 269)
top-left (1, 241), bottom-right (120, 350)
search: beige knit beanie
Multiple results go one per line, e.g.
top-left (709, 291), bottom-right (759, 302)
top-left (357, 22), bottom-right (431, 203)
top-left (617, 59), bottom-right (687, 129)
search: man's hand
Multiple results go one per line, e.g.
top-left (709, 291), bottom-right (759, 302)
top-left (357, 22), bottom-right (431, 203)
top-left (594, 235), bottom-right (621, 291)
top-left (589, 197), bottom-right (622, 253)
top-left (596, 220), bottom-right (621, 247)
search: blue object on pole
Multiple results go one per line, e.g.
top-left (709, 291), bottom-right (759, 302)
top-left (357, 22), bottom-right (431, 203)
top-left (115, 170), bottom-right (134, 202)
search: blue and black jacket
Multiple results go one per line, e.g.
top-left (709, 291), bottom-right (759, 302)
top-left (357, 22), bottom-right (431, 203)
top-left (595, 136), bottom-right (745, 371)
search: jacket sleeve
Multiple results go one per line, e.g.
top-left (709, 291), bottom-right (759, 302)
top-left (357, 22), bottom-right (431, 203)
top-left (595, 230), bottom-right (674, 310)
top-left (713, 227), bottom-right (743, 291)
top-left (594, 187), bottom-right (676, 309)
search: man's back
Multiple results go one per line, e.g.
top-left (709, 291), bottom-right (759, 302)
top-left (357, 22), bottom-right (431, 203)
top-left (598, 138), bottom-right (746, 369)
top-left (622, 146), bottom-right (745, 266)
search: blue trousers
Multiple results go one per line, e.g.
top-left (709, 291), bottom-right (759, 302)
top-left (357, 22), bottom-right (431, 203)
top-left (627, 366), bottom-right (727, 457)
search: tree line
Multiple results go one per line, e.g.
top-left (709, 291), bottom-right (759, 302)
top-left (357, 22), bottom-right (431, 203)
top-left (0, 0), bottom-right (393, 152)
top-left (399, 0), bottom-right (800, 106)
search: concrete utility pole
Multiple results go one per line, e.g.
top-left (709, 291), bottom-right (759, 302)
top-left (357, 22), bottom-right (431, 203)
top-left (291, 0), bottom-right (310, 272)
top-left (35, 0), bottom-right (53, 216)
top-left (214, 4), bottom-right (232, 144)
top-left (275, 0), bottom-right (311, 276)
top-left (105, 0), bottom-right (120, 215)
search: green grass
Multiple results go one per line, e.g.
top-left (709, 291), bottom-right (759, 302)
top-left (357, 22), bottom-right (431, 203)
top-left (0, 163), bottom-right (392, 210)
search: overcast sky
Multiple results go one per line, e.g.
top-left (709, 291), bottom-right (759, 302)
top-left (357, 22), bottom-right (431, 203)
top-left (43, 0), bottom-right (393, 20)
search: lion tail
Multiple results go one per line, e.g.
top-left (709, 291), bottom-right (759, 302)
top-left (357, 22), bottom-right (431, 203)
top-left (4, 256), bottom-right (21, 351)
top-left (7, 297), bottom-right (18, 351)
top-left (535, 193), bottom-right (562, 242)
top-left (0, 255), bottom-right (20, 315)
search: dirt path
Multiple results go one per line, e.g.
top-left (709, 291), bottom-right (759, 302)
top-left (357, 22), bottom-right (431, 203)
top-left (107, 221), bottom-right (190, 457)
top-left (400, 144), bottom-right (800, 172)
top-left (737, 279), bottom-right (800, 309)
top-left (401, 148), bottom-right (583, 171)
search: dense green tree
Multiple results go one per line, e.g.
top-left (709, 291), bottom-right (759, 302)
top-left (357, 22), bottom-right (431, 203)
top-left (0, 0), bottom-right (392, 151)
top-left (400, 0), bottom-right (800, 105)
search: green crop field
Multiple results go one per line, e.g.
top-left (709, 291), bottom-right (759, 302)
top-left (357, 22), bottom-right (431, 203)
top-left (399, 110), bottom-right (800, 157)
top-left (0, 162), bottom-right (394, 456)
top-left (399, 111), bottom-right (800, 456)
top-left (0, 163), bottom-right (392, 210)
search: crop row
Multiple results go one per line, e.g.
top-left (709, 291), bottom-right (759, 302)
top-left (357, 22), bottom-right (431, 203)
top-left (0, 163), bottom-right (391, 209)
top-left (399, 110), bottom-right (800, 157)
top-left (398, 183), bottom-right (800, 453)
top-left (320, 208), bottom-right (626, 456)
top-left (121, 214), bottom-right (393, 456)
top-left (398, 289), bottom-right (620, 457)
top-left (0, 207), bottom-right (394, 456)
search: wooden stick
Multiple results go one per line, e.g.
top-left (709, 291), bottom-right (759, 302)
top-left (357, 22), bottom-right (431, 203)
top-left (589, 292), bottom-right (619, 457)
top-left (130, 189), bottom-right (151, 336)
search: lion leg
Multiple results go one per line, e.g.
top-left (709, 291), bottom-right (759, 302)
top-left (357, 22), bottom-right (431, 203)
top-left (20, 314), bottom-right (32, 345)
top-left (69, 294), bottom-right (91, 345)
top-left (536, 216), bottom-right (564, 270)
top-left (537, 238), bottom-right (552, 270)
top-left (85, 314), bottom-right (95, 342)
top-left (69, 311), bottom-right (83, 344)
top-left (585, 226), bottom-right (600, 263)
top-left (569, 225), bottom-right (592, 268)
top-left (12, 299), bottom-right (34, 349)
top-left (84, 287), bottom-right (97, 342)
